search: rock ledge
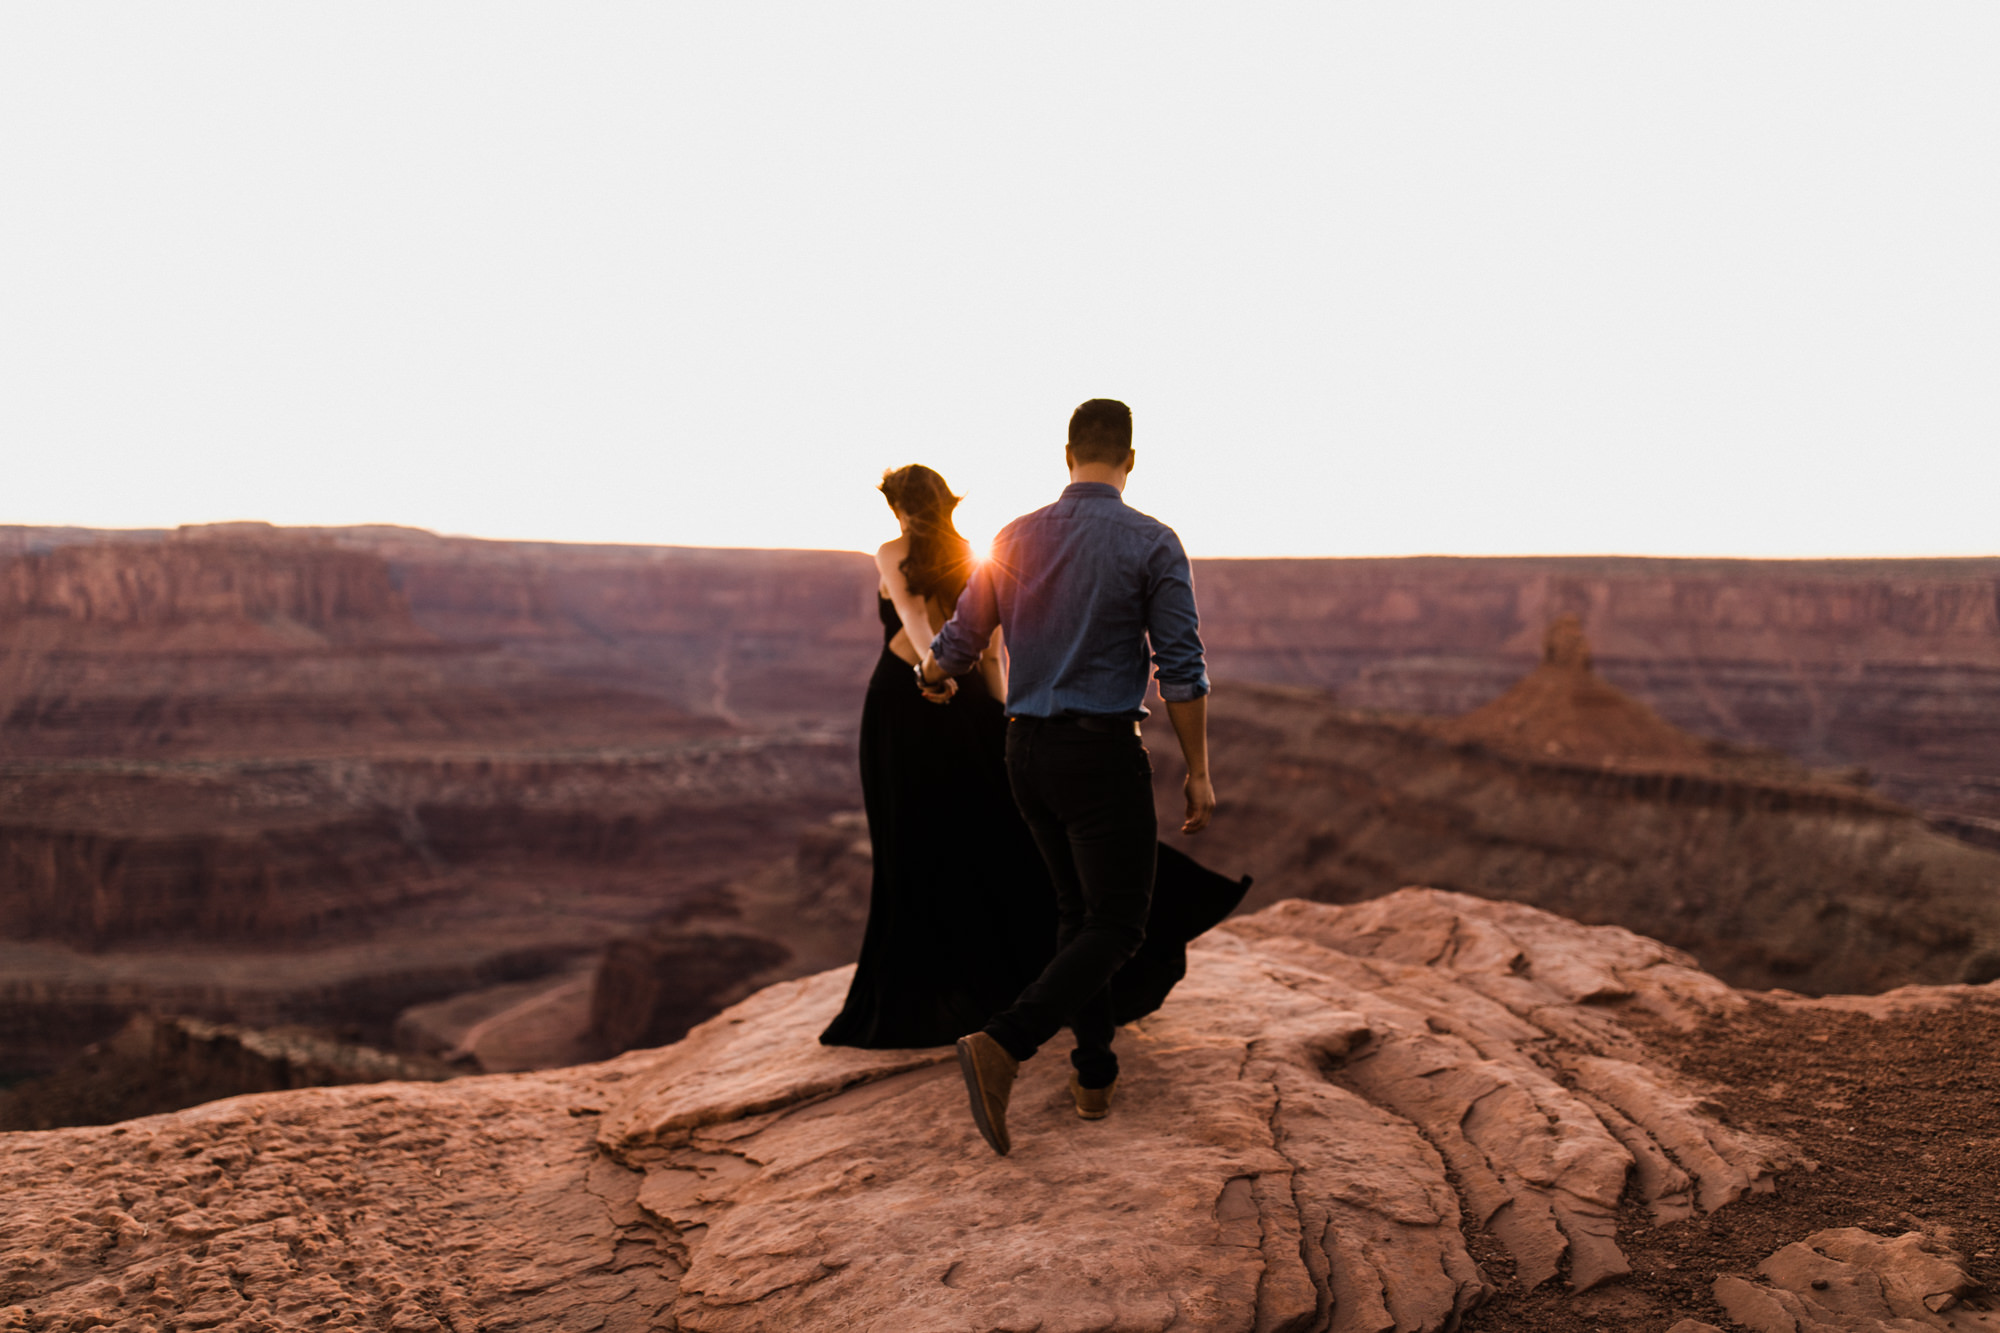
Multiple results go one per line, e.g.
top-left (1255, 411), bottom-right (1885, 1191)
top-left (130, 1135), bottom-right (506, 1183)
top-left (1, 889), bottom-right (1819, 1333)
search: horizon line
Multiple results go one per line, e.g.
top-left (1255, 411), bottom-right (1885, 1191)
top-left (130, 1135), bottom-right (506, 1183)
top-left (3, 518), bottom-right (1997, 565)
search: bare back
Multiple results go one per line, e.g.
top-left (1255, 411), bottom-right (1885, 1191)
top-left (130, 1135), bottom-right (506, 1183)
top-left (877, 536), bottom-right (1005, 698)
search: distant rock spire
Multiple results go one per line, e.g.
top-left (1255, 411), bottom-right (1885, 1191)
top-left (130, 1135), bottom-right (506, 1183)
top-left (1439, 613), bottom-right (1715, 769)
top-left (1542, 613), bottom-right (1593, 671)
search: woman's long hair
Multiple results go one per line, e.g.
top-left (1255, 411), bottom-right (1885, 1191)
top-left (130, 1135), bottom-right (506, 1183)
top-left (879, 464), bottom-right (974, 612)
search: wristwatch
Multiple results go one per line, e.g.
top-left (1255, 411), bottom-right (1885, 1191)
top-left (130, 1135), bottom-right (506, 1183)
top-left (913, 659), bottom-right (936, 692)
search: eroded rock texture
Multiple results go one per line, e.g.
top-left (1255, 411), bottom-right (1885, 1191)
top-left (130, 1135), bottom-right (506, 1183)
top-left (1714, 1228), bottom-right (2000, 1331)
top-left (593, 890), bottom-right (1795, 1332)
top-left (0, 892), bottom-right (1797, 1333)
top-left (0, 1077), bottom-right (675, 1333)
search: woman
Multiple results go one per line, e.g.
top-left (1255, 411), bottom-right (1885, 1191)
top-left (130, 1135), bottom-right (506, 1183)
top-left (819, 464), bottom-right (1247, 1050)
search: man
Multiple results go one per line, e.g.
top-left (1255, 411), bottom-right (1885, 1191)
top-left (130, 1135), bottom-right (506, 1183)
top-left (919, 397), bottom-right (1215, 1156)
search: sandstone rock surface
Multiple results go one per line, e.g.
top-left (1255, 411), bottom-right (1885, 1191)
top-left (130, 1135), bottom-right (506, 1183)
top-left (1, 892), bottom-right (1800, 1333)
top-left (1713, 1228), bottom-right (2000, 1331)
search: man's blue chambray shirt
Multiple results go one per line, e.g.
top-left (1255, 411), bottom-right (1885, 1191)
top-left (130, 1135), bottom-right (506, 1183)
top-left (930, 482), bottom-right (1210, 720)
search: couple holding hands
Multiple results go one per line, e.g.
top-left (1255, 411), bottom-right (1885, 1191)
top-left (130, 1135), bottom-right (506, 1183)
top-left (818, 397), bottom-right (1246, 1157)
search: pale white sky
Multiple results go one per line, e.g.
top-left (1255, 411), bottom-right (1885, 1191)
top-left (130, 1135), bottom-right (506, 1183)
top-left (2, 5), bottom-right (1995, 558)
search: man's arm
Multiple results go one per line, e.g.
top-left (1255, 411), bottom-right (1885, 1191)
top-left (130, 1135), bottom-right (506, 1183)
top-left (1165, 696), bottom-right (1214, 834)
top-left (1146, 529), bottom-right (1214, 831)
top-left (1144, 530), bottom-right (1209, 707)
top-left (921, 557), bottom-right (999, 690)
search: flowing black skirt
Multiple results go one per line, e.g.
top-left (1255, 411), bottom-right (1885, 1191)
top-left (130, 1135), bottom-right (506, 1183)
top-left (818, 647), bottom-right (1249, 1049)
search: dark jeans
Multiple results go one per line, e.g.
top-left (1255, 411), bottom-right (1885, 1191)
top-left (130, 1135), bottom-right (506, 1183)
top-left (984, 717), bottom-right (1158, 1089)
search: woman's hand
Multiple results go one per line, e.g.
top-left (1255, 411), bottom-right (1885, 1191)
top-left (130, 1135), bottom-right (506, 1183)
top-left (915, 652), bottom-right (958, 703)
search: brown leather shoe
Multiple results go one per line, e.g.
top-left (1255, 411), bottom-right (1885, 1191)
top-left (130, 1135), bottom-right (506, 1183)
top-left (1070, 1072), bottom-right (1117, 1121)
top-left (955, 1032), bottom-right (1020, 1156)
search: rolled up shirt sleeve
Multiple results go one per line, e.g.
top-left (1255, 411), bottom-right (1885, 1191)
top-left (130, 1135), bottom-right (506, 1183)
top-left (1145, 532), bottom-right (1209, 702)
top-left (929, 557), bottom-right (1000, 677)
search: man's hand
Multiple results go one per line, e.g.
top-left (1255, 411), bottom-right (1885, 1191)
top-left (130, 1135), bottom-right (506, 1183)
top-left (1164, 695), bottom-right (1214, 834)
top-left (1181, 770), bottom-right (1216, 834)
top-left (916, 651), bottom-right (958, 704)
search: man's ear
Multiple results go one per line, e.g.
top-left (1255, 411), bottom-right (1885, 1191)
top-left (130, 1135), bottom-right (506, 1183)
top-left (1122, 448), bottom-right (1137, 475)
top-left (1064, 445), bottom-right (1077, 471)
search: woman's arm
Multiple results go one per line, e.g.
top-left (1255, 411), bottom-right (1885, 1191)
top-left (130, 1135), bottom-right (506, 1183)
top-left (876, 540), bottom-right (936, 662)
top-left (977, 623), bottom-right (1007, 703)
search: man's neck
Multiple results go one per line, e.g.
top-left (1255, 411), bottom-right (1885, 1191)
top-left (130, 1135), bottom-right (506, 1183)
top-left (1068, 462), bottom-right (1130, 493)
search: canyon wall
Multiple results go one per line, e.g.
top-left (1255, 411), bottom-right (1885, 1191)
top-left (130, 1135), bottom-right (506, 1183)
top-left (0, 529), bottom-right (862, 1075)
top-left (0, 530), bottom-right (424, 643)
top-left (1145, 681), bottom-right (2000, 995)
top-left (1191, 556), bottom-right (2000, 834)
top-left (316, 526), bottom-right (884, 725)
top-left (0, 529), bottom-right (726, 762)
top-left (307, 533), bottom-right (2000, 827)
top-left (0, 742), bottom-right (851, 947)
top-left (8, 526), bottom-right (1993, 828)
top-left (0, 1012), bottom-right (451, 1132)
top-left (0, 739), bottom-right (856, 1075)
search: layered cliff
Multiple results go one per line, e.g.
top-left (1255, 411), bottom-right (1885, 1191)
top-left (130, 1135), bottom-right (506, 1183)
top-left (1150, 629), bottom-right (2000, 995)
top-left (1191, 555), bottom-right (2000, 672)
top-left (303, 526), bottom-right (883, 725)
top-left (1189, 555), bottom-right (2000, 830)
top-left (6, 525), bottom-right (1993, 822)
top-left (0, 528), bottom-right (424, 645)
top-left (0, 1012), bottom-right (452, 1132)
top-left (0, 531), bottom-right (860, 1076)
top-left (4, 893), bottom-right (1996, 1333)
top-left (345, 538), bottom-right (2000, 830)
top-left (0, 528), bottom-right (732, 761)
top-left (0, 737), bottom-right (857, 1083)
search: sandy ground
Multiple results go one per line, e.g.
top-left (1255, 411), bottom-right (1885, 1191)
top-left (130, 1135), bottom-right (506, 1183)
top-left (1459, 993), bottom-right (2000, 1330)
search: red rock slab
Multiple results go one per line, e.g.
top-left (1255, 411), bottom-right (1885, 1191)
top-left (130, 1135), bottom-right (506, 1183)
top-left (596, 890), bottom-right (1795, 1332)
top-left (1713, 1227), bottom-right (2000, 1331)
top-left (0, 891), bottom-right (1804, 1333)
top-left (0, 1072), bottom-right (677, 1333)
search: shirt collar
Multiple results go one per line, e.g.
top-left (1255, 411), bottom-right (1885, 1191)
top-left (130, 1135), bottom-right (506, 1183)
top-left (1059, 482), bottom-right (1125, 502)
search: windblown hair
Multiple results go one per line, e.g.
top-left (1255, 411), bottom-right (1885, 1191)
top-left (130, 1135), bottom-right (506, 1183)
top-left (879, 464), bottom-right (974, 611)
top-left (1068, 398), bottom-right (1133, 464)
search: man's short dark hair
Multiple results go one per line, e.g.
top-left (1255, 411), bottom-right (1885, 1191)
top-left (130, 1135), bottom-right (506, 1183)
top-left (1068, 399), bottom-right (1133, 465)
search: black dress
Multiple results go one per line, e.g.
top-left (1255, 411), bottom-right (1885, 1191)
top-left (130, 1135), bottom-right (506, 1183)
top-left (818, 597), bottom-right (1249, 1049)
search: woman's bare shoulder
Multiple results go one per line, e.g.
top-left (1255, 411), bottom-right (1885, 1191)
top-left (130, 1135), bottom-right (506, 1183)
top-left (875, 538), bottom-right (912, 595)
